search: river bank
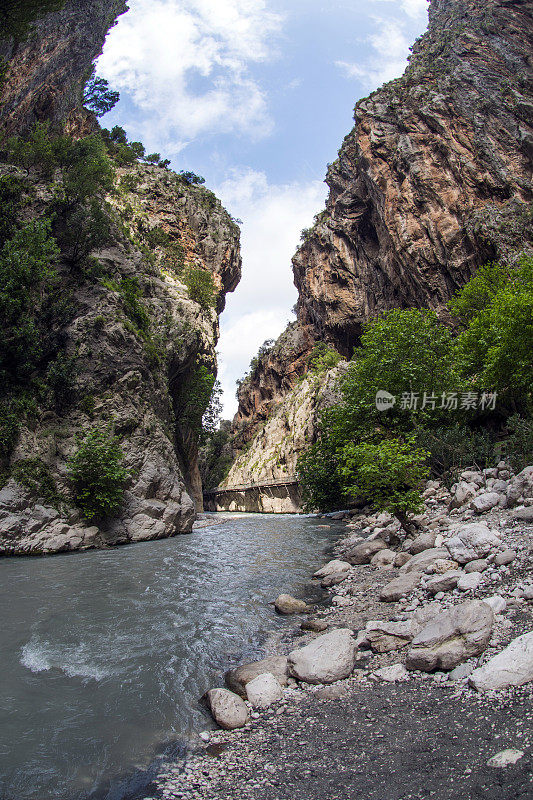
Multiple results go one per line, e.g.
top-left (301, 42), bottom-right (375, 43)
top-left (146, 463), bottom-right (533, 800)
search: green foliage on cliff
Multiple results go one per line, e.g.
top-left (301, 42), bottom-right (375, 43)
top-left (307, 342), bottom-right (342, 373)
top-left (68, 427), bottom-right (130, 521)
top-left (182, 265), bottom-right (217, 309)
top-left (0, 0), bottom-right (66, 41)
top-left (0, 218), bottom-right (60, 386)
top-left (11, 458), bottom-right (66, 508)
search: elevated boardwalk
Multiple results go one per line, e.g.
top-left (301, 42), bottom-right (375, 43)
top-left (203, 476), bottom-right (301, 514)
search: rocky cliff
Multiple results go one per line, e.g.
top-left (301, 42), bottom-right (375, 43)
top-left (230, 0), bottom-right (533, 459)
top-left (0, 2), bottom-right (242, 555)
top-left (0, 0), bottom-right (127, 137)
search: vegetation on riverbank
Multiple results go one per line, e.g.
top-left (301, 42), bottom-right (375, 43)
top-left (298, 256), bottom-right (533, 520)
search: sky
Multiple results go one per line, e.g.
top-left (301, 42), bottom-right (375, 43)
top-left (97, 0), bottom-right (430, 417)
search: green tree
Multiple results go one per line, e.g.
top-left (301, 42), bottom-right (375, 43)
top-left (83, 70), bottom-right (120, 117)
top-left (68, 427), bottom-right (130, 520)
top-left (340, 437), bottom-right (429, 531)
top-left (452, 257), bottom-right (533, 407)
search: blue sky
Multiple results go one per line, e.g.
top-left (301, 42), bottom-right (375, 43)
top-left (97, 0), bottom-right (429, 416)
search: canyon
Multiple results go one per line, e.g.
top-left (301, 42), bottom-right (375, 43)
top-left (222, 0), bottom-right (533, 510)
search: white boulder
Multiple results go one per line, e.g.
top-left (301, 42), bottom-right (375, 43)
top-left (445, 523), bottom-right (502, 564)
top-left (245, 672), bottom-right (284, 708)
top-left (288, 628), bottom-right (356, 684)
top-left (206, 688), bottom-right (249, 730)
top-left (313, 560), bottom-right (351, 578)
top-left (469, 631), bottom-right (533, 691)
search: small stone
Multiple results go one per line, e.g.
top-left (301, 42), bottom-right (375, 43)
top-left (464, 559), bottom-right (489, 573)
top-left (449, 662), bottom-right (475, 681)
top-left (512, 507), bottom-right (533, 523)
top-left (426, 570), bottom-right (463, 595)
top-left (313, 560), bottom-right (351, 578)
top-left (469, 631), bottom-right (533, 691)
top-left (370, 548), bottom-right (396, 568)
top-left (274, 594), bottom-right (308, 614)
top-left (321, 572), bottom-right (348, 587)
top-left (344, 539), bottom-right (388, 565)
top-left (199, 731), bottom-right (211, 742)
top-left (301, 619), bottom-right (329, 633)
top-left (394, 552), bottom-right (412, 567)
top-left (457, 571), bottom-right (482, 592)
top-left (409, 532), bottom-right (437, 555)
top-left (372, 664), bottom-right (410, 682)
top-left (379, 572), bottom-right (420, 602)
top-left (494, 549), bottom-right (516, 566)
top-left (445, 523), bottom-right (502, 564)
top-left (487, 749), bottom-right (524, 768)
top-left (470, 493), bottom-right (500, 514)
top-left (483, 595), bottom-right (507, 614)
top-left (523, 586), bottom-right (533, 601)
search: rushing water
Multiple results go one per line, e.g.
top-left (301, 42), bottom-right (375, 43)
top-left (0, 513), bottom-right (339, 800)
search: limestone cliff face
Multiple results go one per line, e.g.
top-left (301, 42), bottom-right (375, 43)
top-left (0, 0), bottom-right (127, 137)
top-left (294, 0), bottom-right (533, 356)
top-left (0, 161), bottom-right (240, 555)
top-left (231, 0), bottom-right (533, 454)
top-left (0, 2), bottom-right (242, 555)
top-left (232, 323), bottom-right (316, 449)
top-left (224, 365), bottom-right (346, 490)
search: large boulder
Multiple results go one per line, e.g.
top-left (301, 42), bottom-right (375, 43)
top-left (409, 532), bottom-right (437, 555)
top-left (206, 688), bottom-right (249, 730)
top-left (274, 594), bottom-right (308, 614)
top-left (288, 628), bottom-right (356, 684)
top-left (364, 620), bottom-right (417, 653)
top-left (379, 572), bottom-right (421, 602)
top-left (245, 672), bottom-right (284, 708)
top-left (345, 539), bottom-right (387, 565)
top-left (225, 655), bottom-right (288, 697)
top-left (313, 560), bottom-right (351, 578)
top-left (469, 632), bottom-right (533, 691)
top-left (445, 523), bottom-right (502, 564)
top-left (400, 547), bottom-right (449, 573)
top-left (448, 481), bottom-right (477, 510)
top-left (370, 548), bottom-right (396, 568)
top-left (406, 600), bottom-right (494, 672)
top-left (470, 493), bottom-right (501, 514)
top-left (506, 466), bottom-right (533, 507)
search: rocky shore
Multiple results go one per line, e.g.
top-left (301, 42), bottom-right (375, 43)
top-left (145, 462), bottom-right (533, 799)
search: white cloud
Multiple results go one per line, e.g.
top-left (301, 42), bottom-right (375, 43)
top-left (97, 0), bottom-right (283, 150)
top-left (368, 0), bottom-right (428, 18)
top-left (215, 169), bottom-right (327, 417)
top-left (336, 17), bottom-right (412, 88)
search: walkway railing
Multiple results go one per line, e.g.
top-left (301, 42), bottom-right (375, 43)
top-left (204, 475), bottom-right (298, 495)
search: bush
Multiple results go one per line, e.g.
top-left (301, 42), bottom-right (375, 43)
top-left (505, 415), bottom-right (533, 473)
top-left (307, 343), bottom-right (342, 373)
top-left (68, 427), bottom-right (130, 520)
top-left (0, 175), bottom-right (29, 248)
top-left (0, 219), bottom-right (60, 386)
top-left (0, 402), bottom-right (19, 466)
top-left (178, 171), bottom-right (205, 186)
top-left (452, 257), bottom-right (533, 407)
top-left (11, 458), bottom-right (65, 507)
top-left (182, 265), bottom-right (217, 309)
top-left (414, 423), bottom-right (498, 483)
top-left (45, 351), bottom-right (78, 411)
top-left (340, 437), bottom-right (429, 530)
top-left (297, 434), bottom-right (346, 512)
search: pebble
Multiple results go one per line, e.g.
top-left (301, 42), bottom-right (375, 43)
top-left (487, 749), bottom-right (524, 768)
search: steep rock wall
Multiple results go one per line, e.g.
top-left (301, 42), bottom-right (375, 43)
top-left (294, 0), bottom-right (533, 356)
top-left (0, 161), bottom-right (241, 555)
top-left (230, 0), bottom-right (533, 454)
top-left (0, 0), bottom-right (127, 137)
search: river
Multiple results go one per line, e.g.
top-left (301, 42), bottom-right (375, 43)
top-left (0, 513), bottom-right (339, 800)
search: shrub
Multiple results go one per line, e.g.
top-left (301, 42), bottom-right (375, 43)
top-left (11, 458), bottom-right (65, 507)
top-left (119, 276), bottom-right (151, 333)
top-left (68, 427), bottom-right (130, 520)
top-left (0, 402), bottom-right (19, 466)
top-left (182, 265), bottom-right (217, 309)
top-left (505, 415), bottom-right (533, 473)
top-left (45, 351), bottom-right (78, 411)
top-left (0, 175), bottom-right (29, 248)
top-left (178, 171), bottom-right (205, 186)
top-left (452, 256), bottom-right (533, 407)
top-left (297, 434), bottom-right (346, 512)
top-left (414, 423), bottom-right (498, 483)
top-left (340, 437), bottom-right (430, 530)
top-left (0, 219), bottom-right (60, 386)
top-left (307, 343), bottom-right (342, 373)
top-left (176, 363), bottom-right (216, 436)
